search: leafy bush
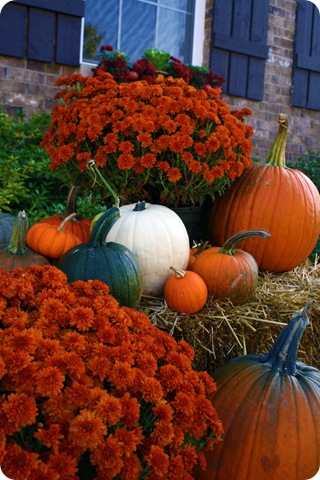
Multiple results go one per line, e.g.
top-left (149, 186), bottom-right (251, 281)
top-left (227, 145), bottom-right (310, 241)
top-left (0, 109), bottom-right (104, 225)
top-left (287, 151), bottom-right (320, 261)
top-left (287, 151), bottom-right (320, 192)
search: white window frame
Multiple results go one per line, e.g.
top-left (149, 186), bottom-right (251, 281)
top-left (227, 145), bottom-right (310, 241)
top-left (80, 0), bottom-right (206, 75)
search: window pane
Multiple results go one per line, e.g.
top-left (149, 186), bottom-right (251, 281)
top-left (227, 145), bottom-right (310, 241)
top-left (83, 0), bottom-right (119, 61)
top-left (121, 0), bottom-right (156, 61)
top-left (157, 7), bottom-right (193, 62)
top-left (159, 0), bottom-right (193, 13)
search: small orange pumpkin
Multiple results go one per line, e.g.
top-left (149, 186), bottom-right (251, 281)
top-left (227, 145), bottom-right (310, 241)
top-left (187, 241), bottom-right (209, 270)
top-left (26, 213), bottom-right (82, 259)
top-left (39, 185), bottom-right (91, 242)
top-left (193, 229), bottom-right (270, 305)
top-left (164, 266), bottom-right (208, 314)
top-left (154, 73), bottom-right (165, 84)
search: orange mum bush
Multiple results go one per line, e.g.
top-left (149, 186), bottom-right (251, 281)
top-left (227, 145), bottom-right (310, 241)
top-left (41, 72), bottom-right (254, 207)
top-left (0, 265), bottom-right (223, 480)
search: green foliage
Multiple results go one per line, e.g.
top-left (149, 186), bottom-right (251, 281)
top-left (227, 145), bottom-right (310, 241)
top-left (287, 151), bottom-right (320, 192)
top-left (0, 109), bottom-right (104, 225)
top-left (83, 24), bottom-right (103, 61)
top-left (287, 151), bottom-right (320, 261)
top-left (142, 48), bottom-right (171, 71)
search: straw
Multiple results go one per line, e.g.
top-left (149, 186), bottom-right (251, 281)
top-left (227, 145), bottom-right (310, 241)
top-left (138, 259), bottom-right (320, 373)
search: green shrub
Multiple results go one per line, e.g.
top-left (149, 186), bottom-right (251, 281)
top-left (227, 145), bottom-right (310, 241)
top-left (287, 151), bottom-right (320, 192)
top-left (0, 109), bottom-right (104, 225)
top-left (287, 151), bottom-right (320, 261)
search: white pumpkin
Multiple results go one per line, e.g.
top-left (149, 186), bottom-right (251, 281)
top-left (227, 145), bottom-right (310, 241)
top-left (106, 202), bottom-right (190, 296)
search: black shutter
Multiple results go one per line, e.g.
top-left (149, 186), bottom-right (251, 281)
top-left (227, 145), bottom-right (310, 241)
top-left (291, 0), bottom-right (320, 110)
top-left (0, 0), bottom-right (85, 67)
top-left (56, 14), bottom-right (83, 66)
top-left (28, 9), bottom-right (55, 62)
top-left (210, 0), bottom-right (269, 101)
top-left (0, 3), bottom-right (27, 57)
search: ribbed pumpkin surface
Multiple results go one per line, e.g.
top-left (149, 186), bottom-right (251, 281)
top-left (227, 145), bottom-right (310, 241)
top-left (205, 115), bottom-right (320, 273)
top-left (193, 246), bottom-right (258, 305)
top-left (164, 269), bottom-right (208, 314)
top-left (195, 303), bottom-right (320, 480)
top-left (0, 247), bottom-right (50, 271)
top-left (38, 185), bottom-right (91, 243)
top-left (57, 207), bottom-right (142, 309)
top-left (39, 215), bottom-right (91, 243)
top-left (57, 241), bottom-right (142, 309)
top-left (206, 164), bottom-right (320, 272)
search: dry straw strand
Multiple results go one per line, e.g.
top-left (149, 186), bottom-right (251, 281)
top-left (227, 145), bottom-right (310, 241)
top-left (139, 259), bottom-right (320, 373)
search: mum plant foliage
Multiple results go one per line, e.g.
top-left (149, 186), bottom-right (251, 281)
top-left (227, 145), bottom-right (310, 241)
top-left (40, 73), bottom-right (254, 207)
top-left (0, 265), bottom-right (223, 480)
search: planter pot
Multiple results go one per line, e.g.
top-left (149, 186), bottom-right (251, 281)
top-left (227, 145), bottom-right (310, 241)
top-left (170, 205), bottom-right (204, 246)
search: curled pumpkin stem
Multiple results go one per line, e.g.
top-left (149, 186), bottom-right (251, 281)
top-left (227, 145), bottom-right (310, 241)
top-left (57, 213), bottom-right (77, 232)
top-left (219, 229), bottom-right (271, 256)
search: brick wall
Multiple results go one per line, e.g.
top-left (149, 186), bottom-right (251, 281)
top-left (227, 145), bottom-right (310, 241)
top-left (0, 55), bottom-right (75, 117)
top-left (204, 0), bottom-right (320, 162)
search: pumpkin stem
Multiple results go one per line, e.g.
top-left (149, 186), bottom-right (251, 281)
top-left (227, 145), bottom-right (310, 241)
top-left (265, 113), bottom-right (289, 167)
top-left (6, 211), bottom-right (28, 256)
top-left (219, 229), bottom-right (271, 256)
top-left (133, 201), bottom-right (146, 212)
top-left (57, 213), bottom-right (77, 232)
top-left (66, 185), bottom-right (80, 217)
top-left (193, 241), bottom-right (209, 257)
top-left (170, 266), bottom-right (186, 278)
top-left (90, 206), bottom-right (120, 247)
top-left (260, 298), bottom-right (312, 374)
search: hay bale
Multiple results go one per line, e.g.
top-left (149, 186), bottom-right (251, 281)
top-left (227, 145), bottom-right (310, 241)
top-left (138, 259), bottom-right (320, 374)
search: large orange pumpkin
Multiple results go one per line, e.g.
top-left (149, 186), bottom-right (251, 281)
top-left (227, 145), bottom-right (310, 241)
top-left (39, 185), bottom-right (91, 242)
top-left (195, 300), bottom-right (320, 480)
top-left (204, 114), bottom-right (320, 272)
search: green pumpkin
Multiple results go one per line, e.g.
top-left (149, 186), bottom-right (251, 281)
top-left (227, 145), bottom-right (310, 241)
top-left (0, 213), bottom-right (15, 246)
top-left (0, 211), bottom-right (50, 270)
top-left (57, 206), bottom-right (142, 308)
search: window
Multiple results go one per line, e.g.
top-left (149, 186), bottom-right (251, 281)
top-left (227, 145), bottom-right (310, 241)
top-left (82, 0), bottom-right (197, 65)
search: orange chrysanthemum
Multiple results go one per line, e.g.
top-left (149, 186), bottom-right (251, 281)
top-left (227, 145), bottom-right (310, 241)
top-left (40, 74), bottom-right (253, 208)
top-left (166, 167), bottom-right (182, 183)
top-left (3, 393), bottom-right (37, 429)
top-left (34, 424), bottom-right (64, 450)
top-left (0, 265), bottom-right (223, 479)
top-left (35, 366), bottom-right (65, 397)
top-left (68, 409), bottom-right (107, 450)
top-left (146, 445), bottom-right (169, 478)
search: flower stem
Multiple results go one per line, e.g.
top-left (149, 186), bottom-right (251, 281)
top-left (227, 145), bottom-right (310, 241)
top-left (87, 160), bottom-right (120, 208)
